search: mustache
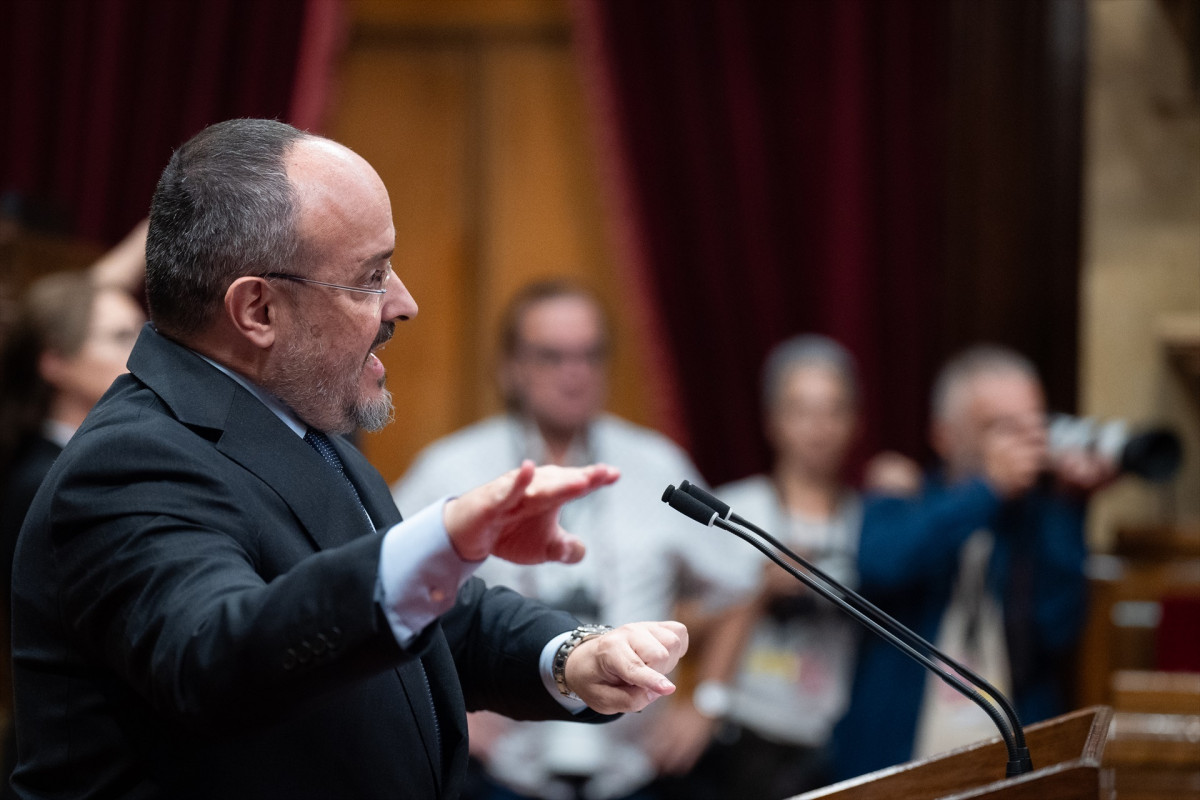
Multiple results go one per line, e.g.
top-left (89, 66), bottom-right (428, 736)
top-left (372, 321), bottom-right (396, 351)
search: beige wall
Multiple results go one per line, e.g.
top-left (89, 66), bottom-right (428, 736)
top-left (1081, 0), bottom-right (1200, 548)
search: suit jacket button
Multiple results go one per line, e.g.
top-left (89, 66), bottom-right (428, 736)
top-left (313, 634), bottom-right (329, 656)
top-left (297, 640), bottom-right (313, 664)
top-left (283, 649), bottom-right (298, 671)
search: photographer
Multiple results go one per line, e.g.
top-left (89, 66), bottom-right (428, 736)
top-left (832, 345), bottom-right (1116, 781)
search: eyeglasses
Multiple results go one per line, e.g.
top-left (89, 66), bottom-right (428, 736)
top-left (262, 272), bottom-right (387, 296)
top-left (516, 344), bottom-right (609, 369)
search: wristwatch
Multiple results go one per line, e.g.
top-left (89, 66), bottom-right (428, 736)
top-left (552, 624), bottom-right (614, 699)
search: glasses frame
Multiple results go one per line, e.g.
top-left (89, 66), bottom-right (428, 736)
top-left (261, 271), bottom-right (387, 296)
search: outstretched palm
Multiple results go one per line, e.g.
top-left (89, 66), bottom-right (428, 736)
top-left (444, 460), bottom-right (620, 564)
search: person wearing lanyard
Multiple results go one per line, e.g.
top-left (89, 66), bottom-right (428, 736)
top-left (395, 281), bottom-right (745, 800)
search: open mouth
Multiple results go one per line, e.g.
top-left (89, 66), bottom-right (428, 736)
top-left (364, 321), bottom-right (396, 382)
top-left (369, 321), bottom-right (395, 357)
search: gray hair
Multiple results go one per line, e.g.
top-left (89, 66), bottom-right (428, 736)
top-left (761, 334), bottom-right (859, 411)
top-left (931, 344), bottom-right (1039, 421)
top-left (145, 118), bottom-right (310, 337)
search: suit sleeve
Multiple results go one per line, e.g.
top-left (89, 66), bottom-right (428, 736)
top-left (858, 478), bottom-right (1002, 593)
top-left (41, 423), bottom-right (412, 733)
top-left (439, 577), bottom-right (616, 723)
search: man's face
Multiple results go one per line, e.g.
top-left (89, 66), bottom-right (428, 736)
top-left (935, 370), bottom-right (1047, 476)
top-left (766, 364), bottom-right (857, 480)
top-left (262, 139), bottom-right (418, 435)
top-left (504, 295), bottom-right (608, 439)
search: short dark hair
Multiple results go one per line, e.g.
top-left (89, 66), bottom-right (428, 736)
top-left (496, 279), bottom-right (612, 412)
top-left (497, 279), bottom-right (611, 360)
top-left (145, 118), bottom-right (308, 337)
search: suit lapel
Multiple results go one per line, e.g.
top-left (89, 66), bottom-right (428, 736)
top-left (129, 326), bottom-right (452, 786)
top-left (127, 325), bottom-right (386, 552)
top-left (217, 394), bottom-right (373, 551)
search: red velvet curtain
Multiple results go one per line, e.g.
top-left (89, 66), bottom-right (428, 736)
top-left (573, 0), bottom-right (1084, 487)
top-left (0, 0), bottom-right (342, 246)
top-left (574, 0), bottom-right (951, 485)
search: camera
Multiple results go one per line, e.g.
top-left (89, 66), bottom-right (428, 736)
top-left (1047, 414), bottom-right (1183, 482)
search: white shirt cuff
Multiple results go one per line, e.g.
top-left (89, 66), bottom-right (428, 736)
top-left (377, 497), bottom-right (479, 647)
top-left (378, 500), bottom-right (587, 713)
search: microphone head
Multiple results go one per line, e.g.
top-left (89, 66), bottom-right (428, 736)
top-left (661, 483), bottom-right (718, 527)
top-left (680, 480), bottom-right (732, 519)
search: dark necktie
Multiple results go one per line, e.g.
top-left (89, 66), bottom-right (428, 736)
top-left (302, 428), bottom-right (442, 766)
top-left (303, 429), bottom-right (374, 531)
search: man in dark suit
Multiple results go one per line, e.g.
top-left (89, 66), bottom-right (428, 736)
top-left (9, 119), bottom-right (687, 800)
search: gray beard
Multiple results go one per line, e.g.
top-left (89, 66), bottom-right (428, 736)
top-left (354, 384), bottom-right (394, 432)
top-left (266, 335), bottom-right (394, 434)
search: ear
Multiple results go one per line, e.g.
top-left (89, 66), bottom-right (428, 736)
top-left (224, 277), bottom-right (278, 349)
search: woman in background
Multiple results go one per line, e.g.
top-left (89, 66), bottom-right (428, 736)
top-left (683, 335), bottom-right (863, 799)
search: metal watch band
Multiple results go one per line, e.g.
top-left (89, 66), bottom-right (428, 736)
top-left (552, 624), bottom-right (614, 699)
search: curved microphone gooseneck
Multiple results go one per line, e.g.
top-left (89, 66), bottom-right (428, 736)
top-left (661, 482), bottom-right (1033, 778)
top-left (677, 480), bottom-right (1031, 759)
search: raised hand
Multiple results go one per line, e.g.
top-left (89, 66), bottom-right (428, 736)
top-left (442, 460), bottom-right (620, 563)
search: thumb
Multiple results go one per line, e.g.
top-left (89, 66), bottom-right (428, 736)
top-left (548, 533), bottom-right (586, 564)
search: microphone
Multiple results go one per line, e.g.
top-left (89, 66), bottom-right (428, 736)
top-left (662, 481), bottom-right (1034, 778)
top-left (660, 485), bottom-right (720, 527)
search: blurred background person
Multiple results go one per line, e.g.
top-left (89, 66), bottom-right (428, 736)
top-left (393, 279), bottom-right (744, 800)
top-left (0, 221), bottom-right (146, 583)
top-left (674, 335), bottom-right (864, 799)
top-left (0, 224), bottom-right (146, 794)
top-left (832, 345), bottom-right (1117, 780)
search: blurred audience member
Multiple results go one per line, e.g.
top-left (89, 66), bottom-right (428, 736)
top-left (676, 335), bottom-right (863, 800)
top-left (0, 219), bottom-right (147, 581)
top-left (0, 244), bottom-right (146, 794)
top-left (0, 273), bottom-right (145, 593)
top-left (832, 345), bottom-right (1115, 779)
top-left (393, 280), bottom-right (742, 800)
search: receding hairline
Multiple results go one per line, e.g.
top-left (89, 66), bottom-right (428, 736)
top-left (282, 137), bottom-right (392, 258)
top-left (283, 135), bottom-right (373, 181)
top-left (932, 347), bottom-right (1040, 422)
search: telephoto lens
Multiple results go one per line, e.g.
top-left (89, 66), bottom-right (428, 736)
top-left (1047, 414), bottom-right (1183, 482)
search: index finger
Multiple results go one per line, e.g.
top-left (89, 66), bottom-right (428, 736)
top-left (525, 464), bottom-right (620, 508)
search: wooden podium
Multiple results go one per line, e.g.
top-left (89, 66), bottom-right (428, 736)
top-left (793, 706), bottom-right (1115, 800)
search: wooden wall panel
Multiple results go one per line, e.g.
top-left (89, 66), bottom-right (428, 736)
top-left (326, 41), bottom-right (475, 483)
top-left (477, 44), bottom-right (649, 424)
top-left (328, 0), bottom-right (653, 485)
